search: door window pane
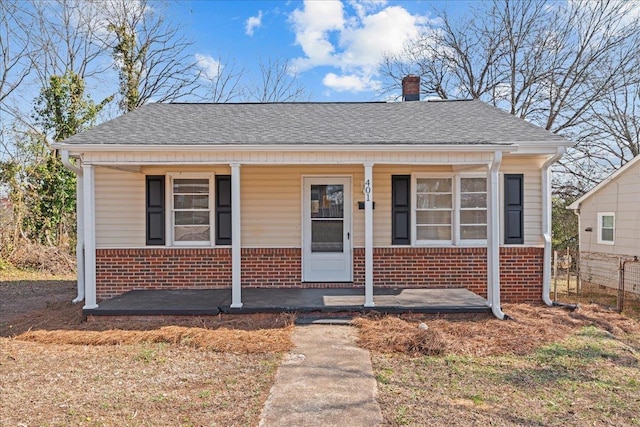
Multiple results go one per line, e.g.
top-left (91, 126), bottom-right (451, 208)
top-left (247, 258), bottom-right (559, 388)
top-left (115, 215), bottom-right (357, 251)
top-left (311, 220), bottom-right (343, 252)
top-left (311, 185), bottom-right (344, 218)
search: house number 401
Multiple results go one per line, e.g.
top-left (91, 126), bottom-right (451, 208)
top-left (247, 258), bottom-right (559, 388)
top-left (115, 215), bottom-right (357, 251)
top-left (364, 179), bottom-right (372, 201)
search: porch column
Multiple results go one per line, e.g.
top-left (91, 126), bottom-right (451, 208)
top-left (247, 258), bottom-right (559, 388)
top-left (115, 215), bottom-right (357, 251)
top-left (74, 172), bottom-right (85, 303)
top-left (364, 162), bottom-right (375, 307)
top-left (230, 163), bottom-right (243, 308)
top-left (487, 152), bottom-right (505, 319)
top-left (82, 164), bottom-right (98, 309)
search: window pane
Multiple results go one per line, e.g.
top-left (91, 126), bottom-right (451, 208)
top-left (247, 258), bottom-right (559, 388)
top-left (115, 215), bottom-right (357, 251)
top-left (460, 193), bottom-right (487, 208)
top-left (416, 210), bottom-right (452, 225)
top-left (174, 194), bottom-right (209, 209)
top-left (416, 178), bottom-right (451, 193)
top-left (602, 215), bottom-right (614, 228)
top-left (461, 225), bottom-right (487, 240)
top-left (175, 211), bottom-right (210, 225)
top-left (173, 179), bottom-right (209, 194)
top-left (175, 225), bottom-right (210, 241)
top-left (416, 194), bottom-right (452, 209)
top-left (311, 220), bottom-right (343, 252)
top-left (601, 228), bottom-right (614, 242)
top-left (460, 210), bottom-right (487, 225)
top-left (311, 185), bottom-right (344, 219)
top-left (417, 226), bottom-right (451, 240)
top-left (461, 178), bottom-right (486, 192)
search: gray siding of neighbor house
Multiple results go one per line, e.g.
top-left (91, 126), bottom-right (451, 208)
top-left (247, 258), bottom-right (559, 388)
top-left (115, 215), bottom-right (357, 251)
top-left (576, 160), bottom-right (640, 293)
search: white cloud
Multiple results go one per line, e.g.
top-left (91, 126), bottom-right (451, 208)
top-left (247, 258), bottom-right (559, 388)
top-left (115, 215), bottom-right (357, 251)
top-left (348, 0), bottom-right (388, 19)
top-left (290, 0), bottom-right (345, 67)
top-left (195, 53), bottom-right (221, 81)
top-left (245, 10), bottom-right (263, 36)
top-left (323, 73), bottom-right (380, 92)
top-left (289, 0), bottom-right (434, 93)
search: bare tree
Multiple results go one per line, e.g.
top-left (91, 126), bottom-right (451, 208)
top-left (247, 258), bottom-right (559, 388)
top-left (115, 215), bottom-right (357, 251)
top-left (0, 1), bottom-right (33, 106)
top-left (94, 0), bottom-right (202, 112)
top-left (249, 58), bottom-right (309, 102)
top-left (199, 55), bottom-right (247, 103)
top-left (380, 0), bottom-right (640, 189)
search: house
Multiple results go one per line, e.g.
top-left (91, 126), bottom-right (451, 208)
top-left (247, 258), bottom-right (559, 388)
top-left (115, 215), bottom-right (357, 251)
top-left (568, 155), bottom-right (640, 294)
top-left (53, 76), bottom-right (572, 319)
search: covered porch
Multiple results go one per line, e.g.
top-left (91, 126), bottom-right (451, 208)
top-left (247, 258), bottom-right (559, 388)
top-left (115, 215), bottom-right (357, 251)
top-left (83, 287), bottom-right (491, 317)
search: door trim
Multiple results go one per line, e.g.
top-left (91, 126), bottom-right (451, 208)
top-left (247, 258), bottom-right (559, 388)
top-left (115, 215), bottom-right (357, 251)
top-left (301, 176), bottom-right (353, 282)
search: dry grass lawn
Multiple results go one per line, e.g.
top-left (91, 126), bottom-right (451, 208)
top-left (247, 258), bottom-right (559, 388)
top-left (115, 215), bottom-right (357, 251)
top-left (0, 270), bottom-right (293, 426)
top-left (354, 304), bottom-right (640, 426)
top-left (2, 268), bottom-right (640, 426)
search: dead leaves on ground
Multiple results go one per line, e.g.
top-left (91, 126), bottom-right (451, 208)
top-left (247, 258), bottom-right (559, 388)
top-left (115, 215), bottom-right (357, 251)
top-left (354, 303), bottom-right (640, 356)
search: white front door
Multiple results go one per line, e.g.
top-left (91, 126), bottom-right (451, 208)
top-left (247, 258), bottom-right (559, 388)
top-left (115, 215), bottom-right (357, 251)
top-left (303, 177), bottom-right (352, 282)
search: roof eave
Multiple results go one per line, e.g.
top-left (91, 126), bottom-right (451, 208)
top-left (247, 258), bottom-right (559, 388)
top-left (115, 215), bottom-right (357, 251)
top-left (53, 142), bottom-right (521, 153)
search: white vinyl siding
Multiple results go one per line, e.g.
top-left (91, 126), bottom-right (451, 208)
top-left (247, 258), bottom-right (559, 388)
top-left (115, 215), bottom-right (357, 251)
top-left (92, 157), bottom-right (549, 249)
top-left (95, 167), bottom-right (145, 247)
top-left (577, 160), bottom-right (640, 256)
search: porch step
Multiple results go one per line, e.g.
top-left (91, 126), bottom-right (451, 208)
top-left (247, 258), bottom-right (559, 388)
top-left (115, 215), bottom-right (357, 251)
top-left (294, 316), bottom-right (354, 325)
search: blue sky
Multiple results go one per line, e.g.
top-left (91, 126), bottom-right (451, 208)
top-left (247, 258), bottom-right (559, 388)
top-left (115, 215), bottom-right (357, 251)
top-left (171, 0), bottom-right (469, 102)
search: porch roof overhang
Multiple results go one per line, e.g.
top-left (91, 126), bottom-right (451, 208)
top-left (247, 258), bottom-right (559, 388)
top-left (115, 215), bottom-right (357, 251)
top-left (53, 141), bottom-right (569, 168)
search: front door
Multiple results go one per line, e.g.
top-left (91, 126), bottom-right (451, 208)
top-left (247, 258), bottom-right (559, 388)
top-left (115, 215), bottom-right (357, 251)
top-left (303, 177), bottom-right (352, 282)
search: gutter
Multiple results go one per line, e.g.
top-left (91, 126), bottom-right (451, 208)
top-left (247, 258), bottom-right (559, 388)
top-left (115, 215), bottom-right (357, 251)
top-left (61, 150), bottom-right (85, 304)
top-left (541, 146), bottom-right (567, 306)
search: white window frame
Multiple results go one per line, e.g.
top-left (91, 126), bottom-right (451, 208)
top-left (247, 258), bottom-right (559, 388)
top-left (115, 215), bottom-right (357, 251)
top-left (456, 175), bottom-right (488, 246)
top-left (412, 173), bottom-right (488, 246)
top-left (597, 212), bottom-right (615, 245)
top-left (166, 172), bottom-right (215, 247)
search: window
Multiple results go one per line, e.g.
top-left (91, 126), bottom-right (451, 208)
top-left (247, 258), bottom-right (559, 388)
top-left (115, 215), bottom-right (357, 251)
top-left (169, 173), bottom-right (213, 245)
top-left (413, 175), bottom-right (487, 245)
top-left (459, 177), bottom-right (487, 241)
top-left (597, 212), bottom-right (615, 244)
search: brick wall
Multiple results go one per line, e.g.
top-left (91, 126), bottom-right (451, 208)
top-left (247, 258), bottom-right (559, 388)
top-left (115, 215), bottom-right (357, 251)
top-left (95, 246), bottom-right (543, 302)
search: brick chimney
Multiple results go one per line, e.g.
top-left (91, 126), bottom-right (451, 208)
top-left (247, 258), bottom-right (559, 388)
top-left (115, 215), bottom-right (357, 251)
top-left (402, 75), bottom-right (420, 101)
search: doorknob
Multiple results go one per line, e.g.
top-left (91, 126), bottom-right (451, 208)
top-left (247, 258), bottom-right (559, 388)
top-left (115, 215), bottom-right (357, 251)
top-left (347, 232), bottom-right (350, 240)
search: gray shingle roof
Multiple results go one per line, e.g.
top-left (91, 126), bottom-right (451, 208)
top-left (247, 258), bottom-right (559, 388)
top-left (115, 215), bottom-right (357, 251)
top-left (60, 100), bottom-right (568, 146)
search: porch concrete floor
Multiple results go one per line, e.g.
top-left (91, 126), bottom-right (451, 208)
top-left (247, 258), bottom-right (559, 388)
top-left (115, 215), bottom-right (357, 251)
top-left (83, 287), bottom-right (491, 317)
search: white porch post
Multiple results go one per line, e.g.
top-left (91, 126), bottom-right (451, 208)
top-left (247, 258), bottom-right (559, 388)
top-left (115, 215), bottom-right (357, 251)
top-left (364, 162), bottom-right (375, 307)
top-left (230, 163), bottom-right (243, 308)
top-left (73, 174), bottom-right (85, 303)
top-left (488, 152), bottom-right (505, 319)
top-left (82, 164), bottom-right (98, 309)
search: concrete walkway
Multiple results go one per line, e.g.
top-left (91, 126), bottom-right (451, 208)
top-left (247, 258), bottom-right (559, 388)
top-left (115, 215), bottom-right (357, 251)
top-left (259, 324), bottom-right (383, 427)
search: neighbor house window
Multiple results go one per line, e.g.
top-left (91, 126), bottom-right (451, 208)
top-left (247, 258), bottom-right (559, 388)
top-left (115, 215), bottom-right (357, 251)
top-left (597, 212), bottom-right (615, 245)
top-left (414, 175), bottom-right (487, 245)
top-left (169, 173), bottom-right (213, 245)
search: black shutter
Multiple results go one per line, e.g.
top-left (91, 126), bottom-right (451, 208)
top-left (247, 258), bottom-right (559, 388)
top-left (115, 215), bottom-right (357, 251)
top-left (392, 175), bottom-right (411, 245)
top-left (146, 175), bottom-right (165, 245)
top-left (216, 175), bottom-right (232, 245)
top-left (504, 174), bottom-right (524, 244)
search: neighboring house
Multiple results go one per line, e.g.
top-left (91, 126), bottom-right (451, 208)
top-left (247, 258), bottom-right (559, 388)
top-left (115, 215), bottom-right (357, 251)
top-left (53, 76), bottom-right (572, 319)
top-left (568, 155), bottom-right (640, 294)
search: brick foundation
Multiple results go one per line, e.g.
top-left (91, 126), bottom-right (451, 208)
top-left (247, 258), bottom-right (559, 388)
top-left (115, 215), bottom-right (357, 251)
top-left (96, 246), bottom-right (543, 302)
